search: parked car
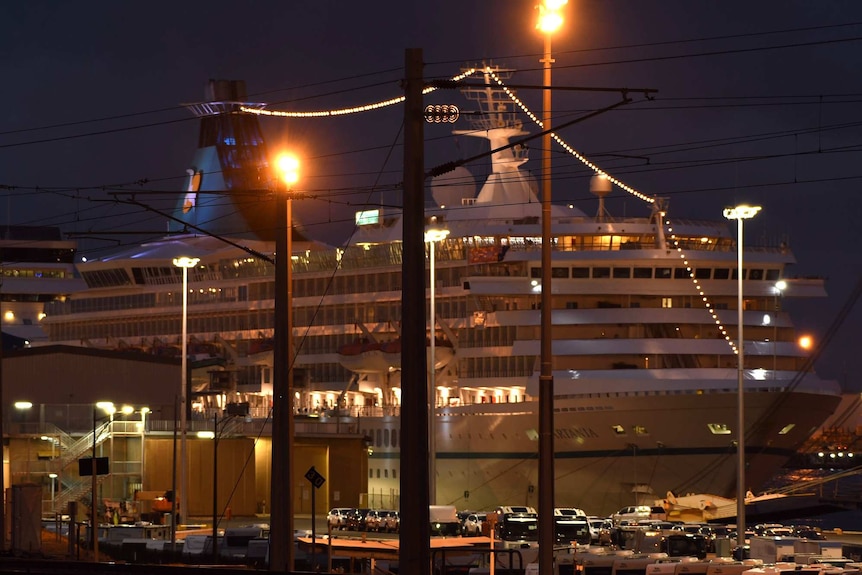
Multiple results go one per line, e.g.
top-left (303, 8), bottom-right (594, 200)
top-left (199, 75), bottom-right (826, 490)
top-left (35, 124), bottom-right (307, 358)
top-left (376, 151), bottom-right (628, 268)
top-left (346, 508), bottom-right (372, 531)
top-left (793, 525), bottom-right (826, 540)
top-left (327, 507), bottom-right (353, 530)
top-left (461, 512), bottom-right (487, 536)
top-left (380, 510), bottom-right (400, 533)
top-left (588, 518), bottom-right (613, 545)
top-left (364, 509), bottom-right (385, 531)
top-left (698, 524), bottom-right (734, 552)
top-left (612, 505), bottom-right (664, 525)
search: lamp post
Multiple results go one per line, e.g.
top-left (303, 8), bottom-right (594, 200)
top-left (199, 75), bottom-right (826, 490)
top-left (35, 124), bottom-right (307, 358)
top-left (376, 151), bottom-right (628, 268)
top-left (270, 152), bottom-right (300, 572)
top-left (48, 473), bottom-right (58, 512)
top-left (425, 227), bottom-right (449, 504)
top-left (91, 401), bottom-right (115, 563)
top-left (172, 255), bottom-right (198, 531)
top-left (723, 204), bottom-right (761, 549)
top-left (197, 420), bottom-right (220, 562)
top-left (536, 2), bottom-right (566, 573)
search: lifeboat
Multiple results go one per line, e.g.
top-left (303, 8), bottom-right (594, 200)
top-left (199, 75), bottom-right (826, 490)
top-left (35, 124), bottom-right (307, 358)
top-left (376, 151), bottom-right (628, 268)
top-left (248, 338), bottom-right (274, 355)
top-left (336, 338), bottom-right (390, 373)
top-left (337, 337), bottom-right (455, 373)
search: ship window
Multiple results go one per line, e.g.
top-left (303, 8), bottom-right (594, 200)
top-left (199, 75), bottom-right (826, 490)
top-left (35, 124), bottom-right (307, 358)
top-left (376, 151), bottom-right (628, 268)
top-left (766, 269), bottom-right (780, 281)
top-left (662, 298), bottom-right (673, 308)
top-left (613, 267), bottom-right (631, 278)
top-left (708, 423), bottom-right (732, 435)
top-left (384, 429), bottom-right (390, 447)
top-left (749, 268), bottom-right (764, 280)
top-left (571, 267), bottom-right (589, 278)
top-left (779, 424), bottom-right (795, 435)
top-left (552, 267), bottom-right (569, 278)
top-left (565, 301), bottom-right (578, 309)
top-left (392, 430), bottom-right (398, 448)
top-left (694, 268), bottom-right (711, 279)
top-left (674, 268), bottom-right (689, 279)
top-left (612, 425), bottom-right (625, 435)
top-left (732, 268), bottom-right (745, 280)
top-left (530, 268), bottom-right (541, 278)
top-left (633, 426), bottom-right (649, 436)
top-left (592, 267), bottom-right (610, 278)
top-left (633, 267), bottom-right (652, 279)
top-left (714, 268), bottom-right (730, 279)
top-left (656, 268), bottom-right (672, 279)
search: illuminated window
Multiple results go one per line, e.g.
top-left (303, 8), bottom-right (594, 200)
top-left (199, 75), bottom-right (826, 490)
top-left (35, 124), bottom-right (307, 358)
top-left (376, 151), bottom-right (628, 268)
top-left (779, 424), bottom-right (795, 435)
top-left (662, 298), bottom-right (673, 308)
top-left (612, 425), bottom-right (626, 435)
top-left (708, 423), bottom-right (732, 435)
top-left (633, 426), bottom-right (649, 436)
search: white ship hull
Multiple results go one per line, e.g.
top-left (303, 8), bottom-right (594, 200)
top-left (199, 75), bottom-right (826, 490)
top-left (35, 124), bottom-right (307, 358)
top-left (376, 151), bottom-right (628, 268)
top-left (355, 388), bottom-right (839, 516)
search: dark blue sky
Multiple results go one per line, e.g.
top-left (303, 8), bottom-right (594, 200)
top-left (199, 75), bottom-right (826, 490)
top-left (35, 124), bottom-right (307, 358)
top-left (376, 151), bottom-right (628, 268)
top-left (2, 1), bottom-right (861, 388)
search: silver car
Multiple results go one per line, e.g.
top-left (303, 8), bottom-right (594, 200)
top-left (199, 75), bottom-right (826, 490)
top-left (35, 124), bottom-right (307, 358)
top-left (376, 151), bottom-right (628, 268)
top-left (461, 512), bottom-right (487, 536)
top-left (326, 507), bottom-right (353, 530)
top-left (380, 510), bottom-right (400, 533)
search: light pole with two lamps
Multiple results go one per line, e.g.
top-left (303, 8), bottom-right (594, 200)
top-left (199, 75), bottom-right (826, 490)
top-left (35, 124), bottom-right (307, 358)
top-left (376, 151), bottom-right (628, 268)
top-left (536, 2), bottom-right (566, 573)
top-left (425, 226), bottom-right (449, 504)
top-left (723, 204), bottom-right (761, 549)
top-left (270, 152), bottom-right (300, 572)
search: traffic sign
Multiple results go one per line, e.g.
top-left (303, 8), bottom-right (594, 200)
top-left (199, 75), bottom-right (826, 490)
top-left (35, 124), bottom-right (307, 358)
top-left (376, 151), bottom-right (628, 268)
top-left (305, 466), bottom-right (325, 489)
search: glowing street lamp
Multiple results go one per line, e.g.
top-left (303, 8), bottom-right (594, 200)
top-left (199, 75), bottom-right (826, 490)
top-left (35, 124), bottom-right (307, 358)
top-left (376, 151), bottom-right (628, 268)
top-left (270, 152), bottom-right (300, 572)
top-left (424, 226), bottom-right (449, 504)
top-left (172, 255), bottom-right (199, 544)
top-left (723, 203), bottom-right (761, 549)
top-left (536, 2), bottom-right (566, 573)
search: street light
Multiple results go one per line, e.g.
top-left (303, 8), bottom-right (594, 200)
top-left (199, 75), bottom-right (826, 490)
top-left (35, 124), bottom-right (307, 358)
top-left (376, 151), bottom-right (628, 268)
top-left (200, 403), bottom-right (247, 563)
top-left (723, 203), bottom-right (761, 549)
top-left (270, 152), bottom-right (300, 572)
top-left (172, 255), bottom-right (199, 539)
top-left (48, 473), bottom-right (58, 513)
top-left (424, 226), bottom-right (449, 505)
top-left (197, 418), bottom-right (222, 563)
top-left (91, 400), bottom-right (115, 563)
top-left (536, 2), bottom-right (566, 573)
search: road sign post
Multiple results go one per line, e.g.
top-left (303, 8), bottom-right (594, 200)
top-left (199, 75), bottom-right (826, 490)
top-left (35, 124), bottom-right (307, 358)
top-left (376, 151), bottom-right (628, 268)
top-left (305, 466), bottom-right (326, 570)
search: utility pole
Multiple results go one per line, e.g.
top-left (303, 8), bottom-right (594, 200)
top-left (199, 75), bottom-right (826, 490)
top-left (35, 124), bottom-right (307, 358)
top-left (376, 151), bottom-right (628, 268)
top-left (400, 47), bottom-right (431, 575)
top-left (0, 269), bottom-right (5, 554)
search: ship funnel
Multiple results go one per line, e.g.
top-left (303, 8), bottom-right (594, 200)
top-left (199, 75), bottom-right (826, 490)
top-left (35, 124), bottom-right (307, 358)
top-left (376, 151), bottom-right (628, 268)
top-left (590, 175), bottom-right (613, 221)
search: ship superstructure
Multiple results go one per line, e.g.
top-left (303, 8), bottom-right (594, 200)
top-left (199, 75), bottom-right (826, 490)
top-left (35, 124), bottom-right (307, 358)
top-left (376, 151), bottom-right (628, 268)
top-left (39, 70), bottom-right (841, 515)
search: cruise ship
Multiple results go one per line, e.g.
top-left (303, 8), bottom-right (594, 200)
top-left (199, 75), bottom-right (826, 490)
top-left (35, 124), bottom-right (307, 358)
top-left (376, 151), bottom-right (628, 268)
top-left (40, 71), bottom-right (842, 516)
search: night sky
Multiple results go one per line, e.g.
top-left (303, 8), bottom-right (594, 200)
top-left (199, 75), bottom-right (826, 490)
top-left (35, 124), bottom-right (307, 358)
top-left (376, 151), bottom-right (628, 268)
top-left (2, 1), bottom-right (861, 390)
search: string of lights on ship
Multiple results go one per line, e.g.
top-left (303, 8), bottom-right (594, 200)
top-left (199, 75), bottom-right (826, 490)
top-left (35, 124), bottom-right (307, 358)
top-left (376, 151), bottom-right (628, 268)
top-left (240, 65), bottom-right (750, 357)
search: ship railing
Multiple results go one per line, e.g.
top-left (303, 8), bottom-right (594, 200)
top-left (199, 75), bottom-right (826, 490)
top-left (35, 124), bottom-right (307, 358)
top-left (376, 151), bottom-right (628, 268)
top-left (145, 416), bottom-right (365, 437)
